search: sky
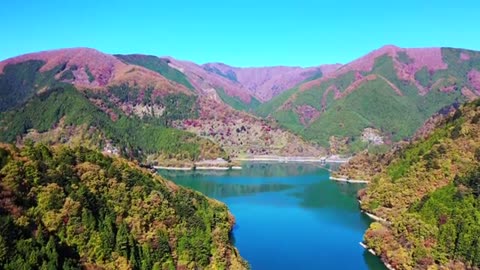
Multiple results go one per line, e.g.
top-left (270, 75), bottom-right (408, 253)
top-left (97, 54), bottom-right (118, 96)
top-left (1, 0), bottom-right (479, 67)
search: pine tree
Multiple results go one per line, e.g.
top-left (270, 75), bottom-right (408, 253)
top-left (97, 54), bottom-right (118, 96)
top-left (45, 236), bottom-right (58, 268)
top-left (140, 244), bottom-right (152, 270)
top-left (115, 222), bottom-right (129, 257)
top-left (128, 234), bottom-right (139, 269)
top-left (100, 213), bottom-right (115, 255)
top-left (0, 235), bottom-right (8, 262)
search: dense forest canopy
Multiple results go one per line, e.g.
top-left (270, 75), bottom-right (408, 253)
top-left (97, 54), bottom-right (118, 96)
top-left (339, 99), bottom-right (480, 269)
top-left (0, 143), bottom-right (247, 269)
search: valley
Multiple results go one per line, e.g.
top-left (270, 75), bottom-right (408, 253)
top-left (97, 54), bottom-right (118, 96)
top-left (1, 45), bottom-right (479, 270)
top-left (3, 1), bottom-right (480, 269)
top-left (157, 162), bottom-right (387, 270)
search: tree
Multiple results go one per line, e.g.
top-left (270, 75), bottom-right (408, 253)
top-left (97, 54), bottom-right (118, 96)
top-left (0, 235), bottom-right (8, 262)
top-left (45, 236), bottom-right (59, 268)
top-left (140, 244), bottom-right (153, 270)
top-left (100, 213), bottom-right (116, 255)
top-left (115, 222), bottom-right (129, 257)
top-left (128, 234), bottom-right (139, 269)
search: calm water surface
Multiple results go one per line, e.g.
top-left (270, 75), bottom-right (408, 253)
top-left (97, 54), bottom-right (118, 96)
top-left (158, 162), bottom-right (386, 270)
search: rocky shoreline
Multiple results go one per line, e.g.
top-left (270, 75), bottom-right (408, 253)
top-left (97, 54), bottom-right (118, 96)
top-left (153, 165), bottom-right (243, 171)
top-left (153, 166), bottom-right (193, 171)
top-left (233, 155), bottom-right (350, 163)
top-left (359, 202), bottom-right (394, 269)
top-left (359, 242), bottom-right (395, 270)
top-left (329, 176), bottom-right (370, 184)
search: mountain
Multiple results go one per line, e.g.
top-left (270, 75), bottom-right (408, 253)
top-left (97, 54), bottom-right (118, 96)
top-left (155, 57), bottom-right (259, 110)
top-left (156, 57), bottom-right (340, 110)
top-left (172, 97), bottom-right (323, 157)
top-left (0, 48), bottom-right (225, 163)
top-left (4, 45), bottom-right (479, 157)
top-left (256, 45), bottom-right (480, 153)
top-left (0, 48), bottom-right (193, 110)
top-left (201, 63), bottom-right (341, 101)
top-left (335, 99), bottom-right (480, 269)
top-left (101, 53), bottom-right (324, 157)
top-left (0, 143), bottom-right (248, 269)
top-left (0, 48), bottom-right (323, 161)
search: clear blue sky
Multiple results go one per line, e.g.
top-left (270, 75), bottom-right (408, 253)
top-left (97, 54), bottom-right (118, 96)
top-left (1, 0), bottom-right (479, 67)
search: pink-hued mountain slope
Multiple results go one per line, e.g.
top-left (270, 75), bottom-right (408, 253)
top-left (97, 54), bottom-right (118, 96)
top-left (0, 48), bottom-right (192, 95)
top-left (201, 62), bottom-right (342, 101)
top-left (0, 48), bottom-right (325, 156)
top-left (164, 57), bottom-right (254, 104)
top-left (300, 45), bottom-right (451, 95)
top-left (0, 47), bottom-right (340, 105)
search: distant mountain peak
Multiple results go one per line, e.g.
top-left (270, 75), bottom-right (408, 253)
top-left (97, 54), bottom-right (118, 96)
top-left (199, 62), bottom-right (341, 101)
top-left (257, 46), bottom-right (480, 154)
top-left (0, 47), bottom-right (117, 72)
top-left (0, 48), bottom-right (193, 93)
top-left (0, 47), bottom-right (122, 87)
top-left (377, 44), bottom-right (401, 51)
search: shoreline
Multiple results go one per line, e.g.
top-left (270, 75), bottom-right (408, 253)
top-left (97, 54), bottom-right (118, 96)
top-left (359, 201), bottom-right (394, 269)
top-left (362, 211), bottom-right (389, 224)
top-left (233, 155), bottom-right (350, 163)
top-left (153, 166), bottom-right (193, 171)
top-left (196, 166), bottom-right (230, 170)
top-left (330, 176), bottom-right (369, 184)
top-left (359, 242), bottom-right (395, 270)
top-left (154, 165), bottom-right (243, 171)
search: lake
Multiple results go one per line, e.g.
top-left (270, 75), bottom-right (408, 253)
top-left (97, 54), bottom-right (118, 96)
top-left (158, 162), bottom-right (386, 270)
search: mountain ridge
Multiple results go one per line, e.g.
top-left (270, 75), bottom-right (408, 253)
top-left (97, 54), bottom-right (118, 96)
top-left (0, 47), bottom-right (342, 104)
top-left (0, 48), bottom-right (323, 161)
top-left (2, 45), bottom-right (480, 155)
top-left (256, 45), bottom-right (480, 153)
top-left (0, 47), bottom-right (193, 95)
top-left (201, 62), bottom-right (342, 101)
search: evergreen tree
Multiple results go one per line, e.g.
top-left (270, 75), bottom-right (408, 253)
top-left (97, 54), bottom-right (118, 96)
top-left (115, 222), bottom-right (129, 257)
top-left (45, 236), bottom-right (59, 268)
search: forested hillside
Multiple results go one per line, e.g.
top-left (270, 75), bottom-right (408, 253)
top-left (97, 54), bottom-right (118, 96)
top-left (0, 143), bottom-right (247, 269)
top-left (338, 99), bottom-right (480, 269)
top-left (256, 47), bottom-right (480, 153)
top-left (0, 59), bottom-right (225, 163)
top-left (0, 49), bottom-right (323, 160)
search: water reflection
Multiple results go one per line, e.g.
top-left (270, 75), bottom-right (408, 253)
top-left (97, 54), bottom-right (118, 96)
top-left (293, 181), bottom-right (364, 211)
top-left (169, 177), bottom-right (294, 198)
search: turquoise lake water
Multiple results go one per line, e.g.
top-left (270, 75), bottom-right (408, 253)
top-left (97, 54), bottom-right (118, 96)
top-left (158, 162), bottom-right (386, 270)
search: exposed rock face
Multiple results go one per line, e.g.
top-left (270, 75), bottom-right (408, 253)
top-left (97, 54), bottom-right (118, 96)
top-left (131, 104), bottom-right (165, 118)
top-left (361, 128), bottom-right (384, 145)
